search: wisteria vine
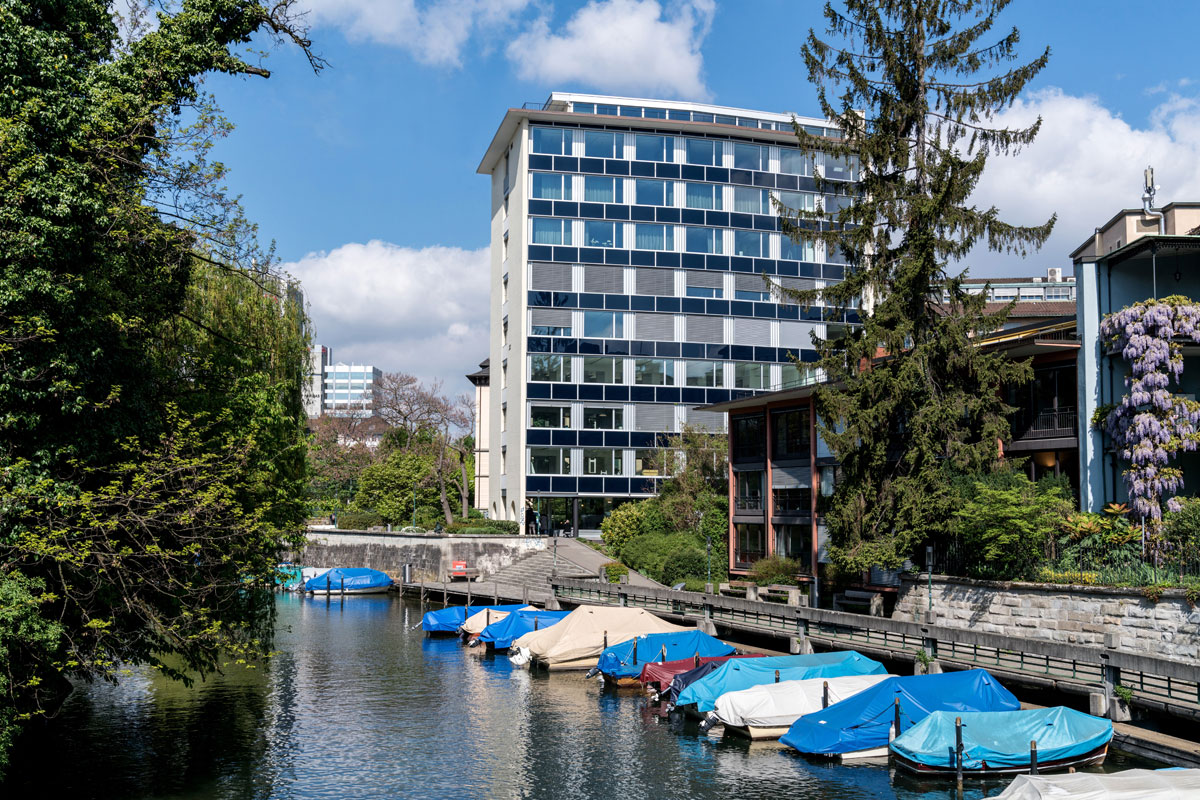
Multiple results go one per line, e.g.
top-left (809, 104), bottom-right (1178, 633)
top-left (1099, 295), bottom-right (1200, 524)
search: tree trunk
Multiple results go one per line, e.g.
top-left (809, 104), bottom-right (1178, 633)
top-left (436, 441), bottom-right (453, 525)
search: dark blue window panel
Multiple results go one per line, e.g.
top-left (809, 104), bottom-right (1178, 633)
top-left (605, 294), bottom-right (630, 310)
top-left (776, 174), bottom-right (799, 190)
top-left (706, 167), bottom-right (729, 183)
top-left (655, 251), bottom-right (680, 268)
top-left (605, 159), bottom-right (630, 176)
top-left (777, 261), bottom-right (799, 277)
top-left (579, 293), bottom-right (604, 309)
top-left (578, 384), bottom-right (604, 401)
top-left (605, 204), bottom-right (630, 220)
top-left (706, 255), bottom-right (730, 270)
top-left (730, 169), bottom-right (754, 185)
top-left (754, 346), bottom-right (776, 363)
top-left (753, 171), bottom-right (774, 188)
top-left (803, 306), bottom-right (824, 321)
top-left (707, 388), bottom-right (732, 404)
top-left (681, 208), bottom-right (705, 225)
top-left (681, 297), bottom-right (705, 314)
top-left (527, 476), bottom-right (552, 492)
top-left (655, 163), bottom-right (681, 179)
top-left (630, 294), bottom-right (655, 310)
top-left (656, 386), bottom-right (681, 403)
top-left (529, 290), bottom-right (553, 306)
top-left (604, 339), bottom-right (629, 355)
top-left (706, 211), bottom-right (730, 227)
top-left (579, 338), bottom-right (603, 354)
top-left (796, 176), bottom-right (818, 192)
top-left (579, 202), bottom-right (604, 219)
top-left (778, 304), bottom-right (800, 320)
top-left (730, 257), bottom-right (754, 273)
top-left (554, 156), bottom-right (578, 173)
top-left (824, 264), bottom-right (845, 280)
top-left (681, 253), bottom-right (706, 270)
top-left (527, 383), bottom-right (552, 399)
top-left (604, 478), bottom-right (630, 495)
top-left (529, 199), bottom-right (554, 215)
top-left (754, 302), bottom-right (777, 319)
top-left (630, 340), bottom-right (655, 356)
top-left (656, 296), bottom-right (680, 312)
top-left (553, 291), bottom-right (577, 308)
top-left (578, 430), bottom-right (603, 447)
top-left (630, 249), bottom-right (655, 266)
top-left (527, 429), bottom-right (551, 445)
top-left (656, 341), bottom-right (681, 358)
top-left (529, 245), bottom-right (553, 260)
top-left (630, 205), bottom-right (655, 221)
top-left (527, 336), bottom-right (551, 352)
top-left (631, 478), bottom-right (657, 495)
top-left (630, 160), bottom-right (656, 177)
top-left (553, 201), bottom-right (578, 217)
top-left (604, 385), bottom-right (630, 402)
top-left (604, 432), bottom-right (629, 448)
top-left (580, 157), bottom-right (605, 174)
top-left (552, 338), bottom-right (577, 354)
top-left (551, 477), bottom-right (578, 494)
top-left (656, 433), bottom-right (675, 448)
top-left (799, 262), bottom-right (821, 278)
top-left (754, 215), bottom-right (775, 231)
top-left (529, 154), bottom-right (554, 170)
top-left (729, 212), bottom-right (753, 229)
top-left (846, 311), bottom-right (861, 324)
top-left (729, 300), bottom-right (753, 316)
top-left (580, 247), bottom-right (605, 264)
top-left (630, 432), bottom-right (656, 448)
top-left (655, 207), bottom-right (681, 223)
top-left (552, 430), bottom-right (578, 446)
top-left (551, 383), bottom-right (577, 400)
top-left (755, 258), bottom-right (776, 275)
top-left (682, 387), bottom-right (706, 404)
top-left (705, 299), bottom-right (729, 315)
top-left (630, 386), bottom-right (655, 402)
top-left (578, 477), bottom-right (603, 494)
top-left (680, 164), bottom-right (705, 181)
top-left (824, 308), bottom-right (845, 322)
top-left (706, 344), bottom-right (731, 360)
top-left (730, 345), bottom-right (753, 361)
top-left (605, 249), bottom-right (630, 266)
top-left (801, 349), bottom-right (820, 363)
top-left (682, 342), bottom-right (705, 358)
top-left (553, 247), bottom-right (578, 262)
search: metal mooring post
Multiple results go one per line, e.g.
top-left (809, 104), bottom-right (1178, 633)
top-left (926, 545), bottom-right (934, 613)
top-left (955, 717), bottom-right (964, 789)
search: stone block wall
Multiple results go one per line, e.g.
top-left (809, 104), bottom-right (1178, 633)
top-left (893, 575), bottom-right (1200, 659)
top-left (295, 530), bottom-right (548, 582)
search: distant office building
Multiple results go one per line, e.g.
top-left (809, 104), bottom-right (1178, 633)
top-left (306, 344), bottom-right (332, 418)
top-left (467, 358), bottom-right (491, 516)
top-left (323, 363), bottom-right (382, 416)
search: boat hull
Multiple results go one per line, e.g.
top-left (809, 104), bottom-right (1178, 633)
top-left (892, 743), bottom-right (1108, 776)
top-left (723, 724), bottom-right (792, 740)
top-left (308, 587), bottom-right (391, 596)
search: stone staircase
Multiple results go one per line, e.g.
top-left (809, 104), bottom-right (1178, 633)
top-left (487, 548), bottom-right (596, 587)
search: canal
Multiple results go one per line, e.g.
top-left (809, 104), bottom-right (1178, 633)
top-left (2, 594), bottom-right (1155, 799)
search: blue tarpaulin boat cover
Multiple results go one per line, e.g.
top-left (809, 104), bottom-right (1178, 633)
top-left (677, 651), bottom-right (886, 712)
top-left (421, 603), bottom-right (528, 633)
top-left (304, 567), bottom-right (393, 593)
top-left (891, 707), bottom-right (1113, 770)
top-left (780, 669), bottom-right (1020, 756)
top-left (478, 609), bottom-right (570, 648)
top-left (596, 630), bottom-right (734, 679)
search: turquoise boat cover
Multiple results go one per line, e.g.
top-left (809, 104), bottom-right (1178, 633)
top-left (421, 603), bottom-right (528, 633)
top-left (276, 564), bottom-right (303, 590)
top-left (677, 651), bottom-right (886, 712)
top-left (780, 669), bottom-right (1020, 755)
top-left (596, 631), bottom-right (734, 679)
top-left (478, 609), bottom-right (570, 648)
top-left (891, 706), bottom-right (1113, 770)
top-left (304, 567), bottom-right (393, 593)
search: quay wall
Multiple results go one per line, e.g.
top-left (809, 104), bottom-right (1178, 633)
top-left (297, 530), bottom-right (549, 581)
top-left (893, 574), bottom-right (1200, 659)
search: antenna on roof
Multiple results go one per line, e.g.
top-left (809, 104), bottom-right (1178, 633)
top-left (1142, 166), bottom-right (1165, 236)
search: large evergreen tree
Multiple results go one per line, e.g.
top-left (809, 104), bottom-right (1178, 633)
top-left (779, 0), bottom-right (1054, 570)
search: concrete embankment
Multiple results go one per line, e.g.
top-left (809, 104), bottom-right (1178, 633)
top-left (297, 529), bottom-right (550, 581)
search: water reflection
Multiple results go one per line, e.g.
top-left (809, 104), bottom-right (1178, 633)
top-left (1, 595), bottom-right (1155, 800)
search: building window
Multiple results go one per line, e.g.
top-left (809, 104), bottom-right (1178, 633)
top-left (530, 406), bottom-right (571, 428)
top-left (532, 173), bottom-right (570, 200)
top-left (687, 284), bottom-right (721, 299)
top-left (531, 322), bottom-right (570, 336)
top-left (685, 226), bottom-right (722, 254)
top-left (731, 413), bottom-right (765, 461)
top-left (634, 134), bottom-right (672, 162)
top-left (634, 224), bottom-right (673, 251)
top-left (781, 237), bottom-right (815, 262)
top-left (779, 148), bottom-right (813, 176)
top-left (735, 470), bottom-right (764, 511)
top-left (734, 230), bottom-right (764, 257)
top-left (532, 127), bottom-right (567, 155)
top-left (733, 143), bottom-right (768, 171)
top-left (735, 288), bottom-right (770, 301)
top-left (776, 190), bottom-right (816, 213)
top-left (735, 362), bottom-right (766, 389)
top-left (774, 524), bottom-right (812, 569)
top-left (634, 179), bottom-right (673, 207)
top-left (583, 175), bottom-right (621, 204)
top-left (530, 354), bottom-right (572, 382)
top-left (1046, 286), bottom-right (1072, 300)
top-left (735, 523), bottom-right (766, 567)
top-left (824, 153), bottom-right (858, 181)
top-left (733, 186), bottom-right (768, 214)
top-left (685, 138), bottom-right (720, 166)
top-left (532, 218), bottom-right (571, 245)
top-left (585, 130), bottom-right (623, 159)
top-left (583, 448), bottom-right (622, 476)
top-left (529, 447), bottom-right (570, 475)
top-left (583, 311), bottom-right (623, 338)
top-left (634, 449), bottom-right (659, 476)
top-left (686, 361), bottom-right (718, 387)
top-left (583, 407), bottom-right (623, 429)
top-left (634, 358), bottom-right (673, 385)
top-left (773, 407), bottom-right (811, 459)
top-left (779, 363), bottom-right (812, 389)
top-left (581, 356), bottom-right (623, 384)
top-left (584, 220), bottom-right (622, 248)
top-left (685, 182), bottom-right (721, 210)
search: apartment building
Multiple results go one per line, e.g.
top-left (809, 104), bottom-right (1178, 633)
top-left (322, 362), bottom-right (382, 417)
top-left (306, 344), bottom-right (332, 418)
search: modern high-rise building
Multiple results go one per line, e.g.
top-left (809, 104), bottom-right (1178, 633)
top-left (323, 362), bottom-right (382, 416)
top-left (305, 344), bottom-right (332, 418)
top-left (476, 92), bottom-right (857, 534)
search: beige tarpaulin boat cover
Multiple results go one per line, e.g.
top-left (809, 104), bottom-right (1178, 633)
top-left (460, 606), bottom-right (535, 635)
top-left (714, 673), bottom-right (894, 728)
top-left (988, 769), bottom-right (1200, 800)
top-left (512, 606), bottom-right (690, 668)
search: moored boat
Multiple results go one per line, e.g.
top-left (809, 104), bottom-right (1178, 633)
top-left (304, 567), bottom-right (394, 595)
top-left (708, 673), bottom-right (895, 740)
top-left (421, 603), bottom-right (529, 635)
top-left (509, 606), bottom-right (691, 671)
top-left (986, 768), bottom-right (1200, 799)
top-left (639, 654), bottom-right (764, 697)
top-left (590, 630), bottom-right (735, 686)
top-left (460, 605), bottom-right (535, 640)
top-left (478, 609), bottom-right (570, 650)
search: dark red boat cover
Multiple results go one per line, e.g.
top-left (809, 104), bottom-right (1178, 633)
top-left (638, 653), bottom-right (764, 689)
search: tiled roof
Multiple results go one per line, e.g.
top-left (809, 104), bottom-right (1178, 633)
top-left (984, 301), bottom-right (1077, 317)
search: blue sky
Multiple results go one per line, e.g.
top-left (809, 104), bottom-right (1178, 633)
top-left (201, 0), bottom-right (1200, 383)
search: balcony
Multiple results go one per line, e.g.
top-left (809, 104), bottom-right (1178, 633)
top-left (772, 489), bottom-right (812, 517)
top-left (1010, 406), bottom-right (1078, 442)
top-left (734, 495), bottom-right (763, 513)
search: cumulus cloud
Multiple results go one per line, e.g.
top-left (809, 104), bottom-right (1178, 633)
top-left (302, 0), bottom-right (533, 66)
top-left (963, 88), bottom-right (1200, 275)
top-left (507, 0), bottom-right (715, 100)
top-left (286, 241), bottom-right (490, 388)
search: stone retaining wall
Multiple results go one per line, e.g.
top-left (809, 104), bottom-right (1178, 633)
top-left (295, 530), bottom-right (548, 581)
top-left (893, 575), bottom-right (1200, 659)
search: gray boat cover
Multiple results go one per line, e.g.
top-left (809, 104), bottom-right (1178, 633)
top-left (713, 673), bottom-right (894, 728)
top-left (988, 769), bottom-right (1200, 799)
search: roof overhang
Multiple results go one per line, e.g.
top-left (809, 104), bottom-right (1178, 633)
top-left (694, 383), bottom-right (818, 415)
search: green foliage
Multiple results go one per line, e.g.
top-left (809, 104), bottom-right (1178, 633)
top-left (602, 562), bottom-right (629, 584)
top-left (336, 511), bottom-right (384, 530)
top-left (1141, 584), bottom-right (1168, 604)
top-left (622, 533), bottom-right (703, 584)
top-left (0, 573), bottom-right (64, 772)
top-left (749, 555), bottom-right (806, 587)
top-left (600, 501), bottom-right (646, 559)
top-left (661, 548), bottom-right (708, 587)
top-left (951, 475), bottom-right (1074, 580)
top-left (1113, 684), bottom-right (1135, 705)
top-left (354, 450), bottom-right (439, 525)
top-left (1164, 497), bottom-right (1200, 568)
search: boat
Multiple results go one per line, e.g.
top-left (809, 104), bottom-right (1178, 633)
top-left (707, 673), bottom-right (895, 740)
top-left (639, 654), bottom-right (764, 697)
top-left (987, 768), bottom-right (1200, 799)
top-left (421, 603), bottom-right (529, 634)
top-left (460, 605), bottom-right (536, 639)
top-left (509, 606), bottom-right (691, 671)
top-left (304, 567), bottom-right (394, 595)
top-left (590, 630), bottom-right (735, 685)
top-left (779, 669), bottom-right (1020, 760)
top-left (477, 609), bottom-right (570, 650)
top-left (675, 651), bottom-right (887, 715)
top-left (891, 707), bottom-right (1113, 775)
top-left (276, 564), bottom-right (304, 591)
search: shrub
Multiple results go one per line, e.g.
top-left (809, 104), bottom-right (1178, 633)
top-left (603, 562), bottom-right (628, 583)
top-left (749, 555), bottom-right (805, 586)
top-left (661, 547), bottom-right (708, 586)
top-left (1035, 567), bottom-right (1100, 586)
top-left (953, 475), bottom-right (1073, 579)
top-left (336, 510), bottom-right (384, 530)
top-left (601, 501), bottom-right (646, 559)
top-left (622, 532), bottom-right (700, 583)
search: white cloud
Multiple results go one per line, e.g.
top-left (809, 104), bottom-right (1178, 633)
top-left (302, 0), bottom-right (533, 66)
top-left (506, 0), bottom-right (715, 99)
top-left (286, 241), bottom-right (490, 388)
top-left (963, 88), bottom-right (1200, 275)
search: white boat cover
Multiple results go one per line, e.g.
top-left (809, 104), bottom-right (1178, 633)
top-left (714, 673), bottom-right (895, 728)
top-left (988, 769), bottom-right (1200, 800)
top-left (460, 606), bottom-right (535, 635)
top-left (511, 606), bottom-right (689, 667)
